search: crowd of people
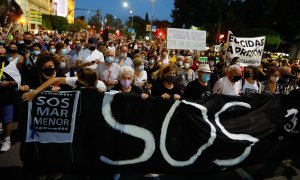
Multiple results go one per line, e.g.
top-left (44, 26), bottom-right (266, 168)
top-left (1, 30), bottom-right (300, 179)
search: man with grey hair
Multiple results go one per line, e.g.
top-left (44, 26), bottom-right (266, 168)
top-left (213, 65), bottom-right (242, 95)
top-left (96, 49), bottom-right (120, 90)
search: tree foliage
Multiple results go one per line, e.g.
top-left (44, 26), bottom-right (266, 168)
top-left (172, 0), bottom-right (300, 50)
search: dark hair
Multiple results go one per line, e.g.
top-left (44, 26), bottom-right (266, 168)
top-left (36, 52), bottom-right (60, 71)
top-left (245, 65), bottom-right (259, 80)
top-left (55, 42), bottom-right (65, 52)
top-left (32, 43), bottom-right (42, 50)
top-left (267, 66), bottom-right (280, 79)
top-left (77, 68), bottom-right (98, 87)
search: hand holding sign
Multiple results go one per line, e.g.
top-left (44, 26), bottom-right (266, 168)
top-left (22, 90), bottom-right (38, 101)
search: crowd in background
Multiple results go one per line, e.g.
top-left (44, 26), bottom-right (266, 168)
top-left (0, 30), bottom-right (300, 179)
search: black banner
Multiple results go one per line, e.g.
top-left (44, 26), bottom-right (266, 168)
top-left (71, 90), bottom-right (300, 174)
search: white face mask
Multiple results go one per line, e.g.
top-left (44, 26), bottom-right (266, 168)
top-left (184, 63), bottom-right (190, 69)
top-left (69, 42), bottom-right (73, 45)
top-left (50, 48), bottom-right (56, 53)
top-left (270, 76), bottom-right (279, 83)
top-left (177, 61), bottom-right (183, 66)
top-left (59, 62), bottom-right (67, 69)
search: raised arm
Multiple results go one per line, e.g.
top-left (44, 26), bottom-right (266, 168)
top-left (21, 77), bottom-right (66, 101)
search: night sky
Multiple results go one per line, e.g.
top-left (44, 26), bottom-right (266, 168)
top-left (75, 0), bottom-right (174, 22)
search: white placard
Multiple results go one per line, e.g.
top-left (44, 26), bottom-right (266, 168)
top-left (167, 28), bottom-right (206, 50)
top-left (226, 31), bottom-right (265, 67)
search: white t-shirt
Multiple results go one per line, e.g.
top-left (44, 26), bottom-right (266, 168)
top-left (77, 49), bottom-right (104, 69)
top-left (213, 76), bottom-right (242, 96)
top-left (96, 62), bottom-right (121, 90)
top-left (65, 77), bottom-right (106, 91)
top-left (240, 79), bottom-right (261, 95)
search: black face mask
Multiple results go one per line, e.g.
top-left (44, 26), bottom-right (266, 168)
top-left (283, 74), bottom-right (290, 80)
top-left (42, 68), bottom-right (55, 76)
top-left (7, 49), bottom-right (18, 54)
top-left (24, 39), bottom-right (32, 45)
top-left (232, 75), bottom-right (242, 82)
top-left (89, 46), bottom-right (96, 51)
top-left (165, 75), bottom-right (176, 84)
top-left (244, 72), bottom-right (253, 79)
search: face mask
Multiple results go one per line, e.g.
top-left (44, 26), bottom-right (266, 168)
top-left (282, 74), bottom-right (290, 80)
top-left (236, 62), bottom-right (241, 66)
top-left (232, 75), bottom-right (242, 82)
top-left (7, 49), bottom-right (18, 54)
top-left (209, 61), bottom-right (214, 67)
top-left (105, 56), bottom-right (115, 63)
top-left (244, 72), bottom-right (253, 79)
top-left (120, 79), bottom-right (131, 89)
top-left (270, 76), bottom-right (279, 83)
top-left (32, 50), bottom-right (40, 56)
top-left (61, 48), bottom-right (68, 55)
top-left (149, 59), bottom-right (155, 64)
top-left (45, 40), bottom-right (49, 44)
top-left (165, 75), bottom-right (176, 84)
top-left (171, 52), bottom-right (175, 55)
top-left (89, 46), bottom-right (96, 51)
top-left (42, 67), bottom-right (55, 76)
top-left (177, 61), bottom-right (183, 66)
top-left (69, 42), bottom-right (73, 45)
top-left (34, 39), bottom-right (39, 43)
top-left (201, 73), bottom-right (211, 83)
top-left (59, 62), bottom-right (67, 69)
top-left (81, 46), bottom-right (85, 50)
top-left (50, 48), bottom-right (56, 53)
top-left (24, 39), bottom-right (32, 45)
top-left (138, 65), bottom-right (144, 72)
top-left (18, 41), bottom-right (24, 44)
top-left (184, 63), bottom-right (190, 69)
top-left (162, 52), bottom-right (167, 56)
top-left (121, 53), bottom-right (127, 57)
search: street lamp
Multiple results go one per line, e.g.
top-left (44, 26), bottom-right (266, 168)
top-left (150, 0), bottom-right (155, 40)
top-left (123, 2), bottom-right (128, 8)
top-left (130, 10), bottom-right (133, 31)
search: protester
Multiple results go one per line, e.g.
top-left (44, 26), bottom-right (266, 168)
top-left (111, 66), bottom-right (148, 99)
top-left (183, 64), bottom-right (212, 100)
top-left (96, 49), bottom-right (120, 90)
top-left (7, 42), bottom-right (24, 69)
top-left (151, 64), bottom-right (182, 100)
top-left (76, 37), bottom-right (104, 70)
top-left (132, 57), bottom-right (148, 91)
top-left (261, 67), bottom-right (283, 96)
top-left (0, 46), bottom-right (21, 152)
top-left (213, 65), bottom-right (242, 95)
top-left (21, 68), bottom-right (106, 101)
top-left (240, 65), bottom-right (261, 95)
top-left (116, 45), bottom-right (134, 68)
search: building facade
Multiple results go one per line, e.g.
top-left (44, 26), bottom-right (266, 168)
top-left (15, 0), bottom-right (75, 31)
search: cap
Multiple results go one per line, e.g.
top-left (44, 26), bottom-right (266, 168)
top-left (197, 64), bottom-right (212, 73)
top-left (88, 37), bottom-right (97, 44)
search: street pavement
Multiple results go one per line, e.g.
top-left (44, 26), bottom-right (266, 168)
top-left (1, 123), bottom-right (300, 180)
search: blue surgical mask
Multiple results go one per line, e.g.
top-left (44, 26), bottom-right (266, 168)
top-left (105, 56), bottom-right (115, 63)
top-left (61, 48), bottom-right (68, 55)
top-left (138, 65), bottom-right (144, 72)
top-left (201, 73), bottom-right (210, 83)
top-left (32, 50), bottom-right (40, 56)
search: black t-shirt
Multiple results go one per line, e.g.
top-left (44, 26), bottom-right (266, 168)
top-left (0, 71), bottom-right (16, 105)
top-left (183, 79), bottom-right (212, 100)
top-left (151, 80), bottom-right (182, 97)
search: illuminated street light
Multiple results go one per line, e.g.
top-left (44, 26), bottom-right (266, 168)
top-left (123, 2), bottom-right (128, 8)
top-left (130, 10), bottom-right (133, 31)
